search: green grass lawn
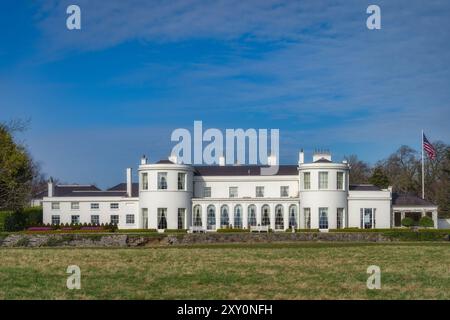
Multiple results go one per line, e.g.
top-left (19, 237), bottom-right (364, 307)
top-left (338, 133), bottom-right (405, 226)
top-left (0, 242), bottom-right (449, 300)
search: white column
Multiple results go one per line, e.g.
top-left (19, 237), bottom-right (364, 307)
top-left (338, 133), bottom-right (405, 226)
top-left (243, 204), bottom-right (248, 229)
top-left (215, 203), bottom-right (220, 230)
top-left (284, 204), bottom-right (289, 230)
top-left (270, 203), bottom-right (275, 230)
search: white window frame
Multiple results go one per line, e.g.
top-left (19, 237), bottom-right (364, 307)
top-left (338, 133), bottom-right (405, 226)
top-left (126, 214), bottom-right (135, 224)
top-left (71, 202), bottom-right (79, 210)
top-left (178, 172), bottom-right (186, 190)
top-left (51, 202), bottom-right (60, 210)
top-left (91, 215), bottom-right (100, 225)
top-left (142, 173), bottom-right (148, 190)
top-left (229, 187), bottom-right (238, 198)
top-left (303, 172), bottom-right (311, 190)
top-left (51, 215), bottom-right (60, 225)
top-left (110, 215), bottom-right (119, 225)
top-left (158, 172), bottom-right (168, 190)
top-left (203, 187), bottom-right (211, 198)
top-left (110, 203), bottom-right (119, 210)
top-left (90, 203), bottom-right (100, 210)
top-left (280, 186), bottom-right (289, 197)
top-left (337, 172), bottom-right (344, 190)
top-left (319, 172), bottom-right (328, 189)
top-left (256, 186), bottom-right (264, 197)
top-left (71, 215), bottom-right (80, 224)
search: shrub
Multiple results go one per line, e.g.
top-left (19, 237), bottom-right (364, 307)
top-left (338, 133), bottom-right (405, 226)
top-left (401, 217), bottom-right (415, 228)
top-left (419, 216), bottom-right (434, 228)
top-left (4, 210), bottom-right (27, 231)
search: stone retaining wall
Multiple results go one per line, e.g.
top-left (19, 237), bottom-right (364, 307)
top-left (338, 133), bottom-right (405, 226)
top-left (0, 232), bottom-right (407, 248)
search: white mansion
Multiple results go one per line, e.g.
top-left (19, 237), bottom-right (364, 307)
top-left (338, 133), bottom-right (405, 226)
top-left (42, 150), bottom-right (439, 230)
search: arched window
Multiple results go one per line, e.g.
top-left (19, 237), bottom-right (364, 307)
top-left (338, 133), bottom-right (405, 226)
top-left (289, 205), bottom-right (298, 229)
top-left (157, 208), bottom-right (167, 229)
top-left (220, 205), bottom-right (229, 228)
top-left (261, 205), bottom-right (270, 226)
top-left (234, 205), bottom-right (242, 228)
top-left (207, 205), bottom-right (216, 230)
top-left (248, 205), bottom-right (257, 227)
top-left (275, 205), bottom-right (284, 230)
top-left (193, 205), bottom-right (202, 227)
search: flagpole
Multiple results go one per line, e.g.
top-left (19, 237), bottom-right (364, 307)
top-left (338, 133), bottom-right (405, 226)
top-left (422, 129), bottom-right (425, 199)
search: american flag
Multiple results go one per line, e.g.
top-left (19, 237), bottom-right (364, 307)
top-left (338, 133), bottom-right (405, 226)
top-left (423, 133), bottom-right (436, 160)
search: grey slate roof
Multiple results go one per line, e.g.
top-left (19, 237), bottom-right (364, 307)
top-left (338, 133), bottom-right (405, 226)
top-left (392, 193), bottom-right (436, 207)
top-left (349, 184), bottom-right (381, 191)
top-left (33, 185), bottom-right (101, 199)
top-left (107, 183), bottom-right (139, 197)
top-left (193, 165), bottom-right (298, 176)
top-left (156, 159), bottom-right (174, 164)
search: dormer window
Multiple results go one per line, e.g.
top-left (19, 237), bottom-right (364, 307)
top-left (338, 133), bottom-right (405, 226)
top-left (158, 172), bottom-right (168, 190)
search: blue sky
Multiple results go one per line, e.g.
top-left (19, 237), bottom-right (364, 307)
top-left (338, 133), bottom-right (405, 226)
top-left (1, 0), bottom-right (449, 188)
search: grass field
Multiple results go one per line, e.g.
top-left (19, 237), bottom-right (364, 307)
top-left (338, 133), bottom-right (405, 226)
top-left (0, 242), bottom-right (449, 300)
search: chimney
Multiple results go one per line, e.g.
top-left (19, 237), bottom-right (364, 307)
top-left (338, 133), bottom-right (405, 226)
top-left (126, 168), bottom-right (132, 197)
top-left (48, 177), bottom-right (55, 197)
top-left (219, 156), bottom-right (225, 166)
top-left (140, 155), bottom-right (147, 165)
top-left (267, 154), bottom-right (277, 166)
top-left (299, 149), bottom-right (305, 164)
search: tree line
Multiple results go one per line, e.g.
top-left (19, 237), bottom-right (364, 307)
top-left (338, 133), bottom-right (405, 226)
top-left (345, 142), bottom-right (450, 217)
top-left (1, 120), bottom-right (449, 217)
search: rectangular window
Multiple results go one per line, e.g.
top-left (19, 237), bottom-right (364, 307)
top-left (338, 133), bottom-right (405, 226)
top-left (157, 208), bottom-right (168, 229)
top-left (361, 208), bottom-right (374, 229)
top-left (337, 172), bottom-right (344, 190)
top-left (142, 173), bottom-right (148, 190)
top-left (51, 202), bottom-right (60, 210)
top-left (303, 172), bottom-right (311, 190)
top-left (319, 207), bottom-right (328, 229)
top-left (142, 208), bottom-right (148, 229)
top-left (158, 172), bottom-right (168, 190)
top-left (90, 203), bottom-right (99, 210)
top-left (337, 208), bottom-right (344, 229)
top-left (178, 208), bottom-right (185, 230)
top-left (319, 172), bottom-right (328, 189)
top-left (110, 203), bottom-right (119, 210)
top-left (71, 215), bottom-right (80, 224)
top-left (110, 215), bottom-right (119, 225)
top-left (203, 187), bottom-right (211, 198)
top-left (178, 173), bottom-right (186, 190)
top-left (256, 186), bottom-right (264, 197)
top-left (126, 214), bottom-right (135, 224)
top-left (229, 187), bottom-right (238, 198)
top-left (304, 208), bottom-right (311, 229)
top-left (91, 215), bottom-right (99, 225)
top-left (280, 186), bottom-right (289, 197)
top-left (51, 215), bottom-right (60, 225)
top-left (71, 202), bottom-right (79, 210)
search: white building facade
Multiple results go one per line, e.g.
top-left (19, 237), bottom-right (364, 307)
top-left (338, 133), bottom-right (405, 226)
top-left (42, 151), bottom-right (439, 230)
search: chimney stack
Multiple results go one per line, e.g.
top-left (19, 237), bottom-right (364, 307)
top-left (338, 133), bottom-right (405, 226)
top-left (126, 168), bottom-right (132, 197)
top-left (140, 155), bottom-right (147, 165)
top-left (299, 149), bottom-right (305, 164)
top-left (48, 177), bottom-right (55, 197)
